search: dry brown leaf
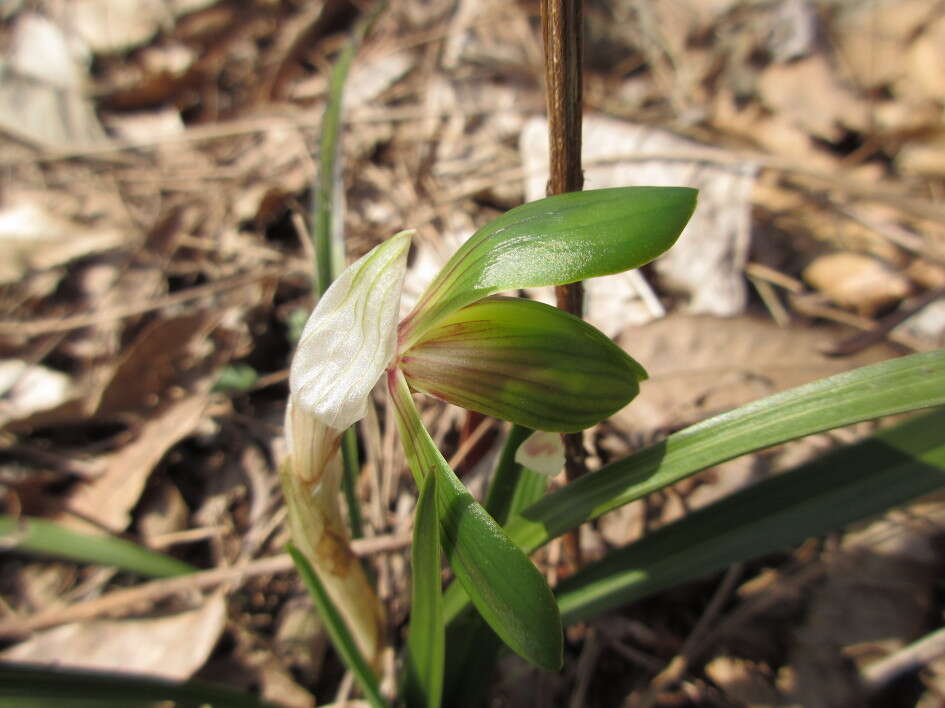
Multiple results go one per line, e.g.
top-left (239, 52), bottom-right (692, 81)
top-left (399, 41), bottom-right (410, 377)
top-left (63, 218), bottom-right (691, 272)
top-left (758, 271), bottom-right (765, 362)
top-left (710, 88), bottom-right (834, 169)
top-left (704, 656), bottom-right (788, 706)
top-left (96, 311), bottom-right (220, 416)
top-left (803, 252), bottom-right (911, 316)
top-left (274, 596), bottom-right (327, 683)
top-left (906, 16), bottom-right (945, 99)
top-left (905, 260), bottom-right (945, 291)
top-left (790, 500), bottom-right (945, 707)
top-left (63, 395), bottom-right (208, 532)
top-left (897, 134), bottom-right (945, 179)
top-left (106, 107), bottom-right (185, 142)
top-left (895, 299), bottom-right (945, 349)
top-left (612, 314), bottom-right (896, 438)
top-left (0, 201), bottom-right (125, 284)
top-left (0, 594), bottom-right (227, 681)
top-left (835, 0), bottom-right (932, 90)
top-left (137, 480), bottom-right (190, 543)
top-left (758, 54), bottom-right (866, 141)
top-left (60, 0), bottom-right (171, 54)
top-left (0, 14), bottom-right (106, 147)
top-left (0, 361), bottom-right (74, 427)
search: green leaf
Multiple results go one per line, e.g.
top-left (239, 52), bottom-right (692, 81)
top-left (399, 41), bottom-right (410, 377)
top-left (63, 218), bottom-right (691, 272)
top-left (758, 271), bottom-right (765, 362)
top-left (442, 348), bottom-right (945, 623)
top-left (401, 297), bottom-right (646, 432)
top-left (440, 424), bottom-right (551, 707)
top-left (287, 543), bottom-right (386, 708)
top-left (399, 186), bottom-right (697, 348)
top-left (388, 369), bottom-right (563, 670)
top-left (0, 662), bottom-right (281, 707)
top-left (340, 426), bottom-right (365, 539)
top-left (0, 516), bottom-right (195, 578)
top-left (556, 407), bottom-right (945, 624)
top-left (505, 348), bottom-right (945, 554)
top-left (403, 470), bottom-right (444, 708)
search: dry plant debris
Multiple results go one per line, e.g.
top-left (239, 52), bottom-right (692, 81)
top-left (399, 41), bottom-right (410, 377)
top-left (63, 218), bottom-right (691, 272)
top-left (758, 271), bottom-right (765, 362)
top-left (0, 0), bottom-right (943, 705)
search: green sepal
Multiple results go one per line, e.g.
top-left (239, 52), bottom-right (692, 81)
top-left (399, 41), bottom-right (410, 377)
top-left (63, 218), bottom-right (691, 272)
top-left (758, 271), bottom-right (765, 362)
top-left (388, 368), bottom-right (563, 671)
top-left (399, 186), bottom-right (697, 348)
top-left (400, 297), bottom-right (647, 432)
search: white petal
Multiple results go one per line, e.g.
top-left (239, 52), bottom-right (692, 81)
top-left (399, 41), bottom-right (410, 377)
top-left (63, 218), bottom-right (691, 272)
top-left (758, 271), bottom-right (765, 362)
top-left (514, 430), bottom-right (566, 477)
top-left (290, 230), bottom-right (412, 432)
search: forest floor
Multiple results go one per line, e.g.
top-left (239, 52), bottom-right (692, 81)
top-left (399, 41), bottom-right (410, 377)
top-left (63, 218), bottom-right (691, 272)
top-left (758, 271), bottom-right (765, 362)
top-left (1, 1), bottom-right (944, 706)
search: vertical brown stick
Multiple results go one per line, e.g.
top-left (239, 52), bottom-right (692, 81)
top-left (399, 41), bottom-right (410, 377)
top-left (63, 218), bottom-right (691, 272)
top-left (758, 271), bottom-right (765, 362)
top-left (541, 0), bottom-right (588, 476)
top-left (541, 0), bottom-right (588, 570)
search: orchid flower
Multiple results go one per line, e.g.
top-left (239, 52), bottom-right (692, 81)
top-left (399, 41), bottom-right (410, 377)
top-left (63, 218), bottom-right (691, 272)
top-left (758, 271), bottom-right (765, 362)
top-left (281, 186), bottom-right (697, 671)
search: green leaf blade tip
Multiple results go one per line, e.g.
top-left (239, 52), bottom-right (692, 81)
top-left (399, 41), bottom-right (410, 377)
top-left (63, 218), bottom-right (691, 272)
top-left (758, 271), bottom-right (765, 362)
top-left (400, 186), bottom-right (697, 348)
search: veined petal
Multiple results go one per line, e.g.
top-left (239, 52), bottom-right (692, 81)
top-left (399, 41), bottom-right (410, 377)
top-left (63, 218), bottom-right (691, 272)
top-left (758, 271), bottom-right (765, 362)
top-left (400, 297), bottom-right (647, 432)
top-left (289, 230), bottom-right (412, 437)
top-left (515, 431), bottom-right (566, 478)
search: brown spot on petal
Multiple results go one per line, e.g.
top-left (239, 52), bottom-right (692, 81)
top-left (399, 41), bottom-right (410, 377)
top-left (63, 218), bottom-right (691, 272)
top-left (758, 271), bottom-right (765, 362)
top-left (316, 526), bottom-right (356, 576)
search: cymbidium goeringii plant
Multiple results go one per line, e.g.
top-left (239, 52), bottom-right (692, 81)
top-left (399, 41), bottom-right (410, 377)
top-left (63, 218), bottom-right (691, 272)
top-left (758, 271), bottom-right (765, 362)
top-left (282, 186), bottom-right (697, 673)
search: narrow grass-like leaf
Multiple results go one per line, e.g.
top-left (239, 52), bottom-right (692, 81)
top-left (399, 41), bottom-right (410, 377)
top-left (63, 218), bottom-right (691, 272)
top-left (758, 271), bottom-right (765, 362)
top-left (401, 297), bottom-right (646, 432)
top-left (443, 349), bottom-right (945, 622)
top-left (506, 349), bottom-right (945, 554)
top-left (403, 470), bottom-right (444, 708)
top-left (0, 662), bottom-right (281, 707)
top-left (388, 369), bottom-right (562, 670)
top-left (340, 426), bottom-right (364, 539)
top-left (311, 1), bottom-right (386, 294)
top-left (556, 407), bottom-right (945, 623)
top-left (0, 516), bottom-right (195, 578)
top-left (287, 543), bottom-right (386, 708)
top-left (399, 186), bottom-right (697, 348)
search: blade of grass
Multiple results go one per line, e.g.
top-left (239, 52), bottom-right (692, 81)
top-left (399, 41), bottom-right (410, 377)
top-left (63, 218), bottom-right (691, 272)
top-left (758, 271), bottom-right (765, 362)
top-left (0, 515), bottom-right (195, 578)
top-left (403, 470), bottom-right (444, 708)
top-left (287, 543), bottom-right (386, 708)
top-left (441, 348), bottom-right (945, 623)
top-left (0, 662), bottom-right (282, 707)
top-left (556, 407), bottom-right (945, 623)
top-left (311, 1), bottom-right (387, 294)
top-left (340, 427), bottom-right (364, 539)
top-left (508, 349), bottom-right (945, 553)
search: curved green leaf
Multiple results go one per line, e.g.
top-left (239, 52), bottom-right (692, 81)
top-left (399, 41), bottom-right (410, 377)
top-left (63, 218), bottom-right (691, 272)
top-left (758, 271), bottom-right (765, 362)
top-left (506, 348), bottom-right (945, 554)
top-left (443, 348), bottom-right (945, 623)
top-left (0, 516), bottom-right (195, 578)
top-left (403, 470), bottom-right (444, 708)
top-left (0, 662), bottom-right (281, 707)
top-left (389, 369), bottom-right (562, 670)
top-left (556, 407), bottom-right (945, 624)
top-left (399, 186), bottom-right (697, 348)
top-left (440, 424), bottom-right (552, 707)
top-left (401, 297), bottom-right (646, 432)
